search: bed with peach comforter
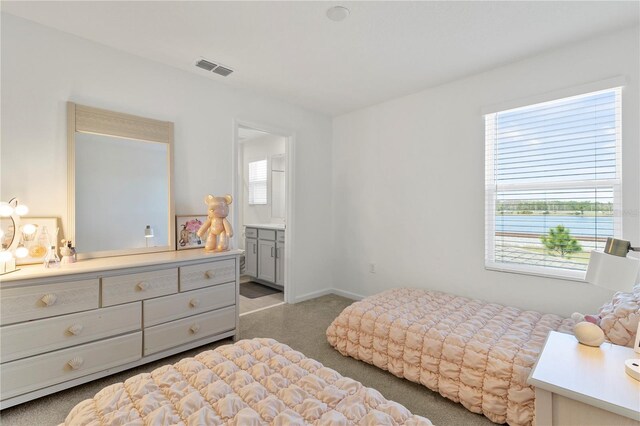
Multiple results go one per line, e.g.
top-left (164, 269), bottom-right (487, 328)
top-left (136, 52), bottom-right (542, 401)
top-left (62, 338), bottom-right (432, 425)
top-left (326, 288), bottom-right (575, 426)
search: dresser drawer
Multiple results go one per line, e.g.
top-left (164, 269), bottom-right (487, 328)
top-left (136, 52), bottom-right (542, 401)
top-left (0, 331), bottom-right (141, 400)
top-left (1, 302), bottom-right (141, 363)
top-left (144, 282), bottom-right (235, 327)
top-left (245, 227), bottom-right (258, 238)
top-left (258, 229), bottom-right (276, 241)
top-left (144, 306), bottom-right (235, 355)
top-left (102, 268), bottom-right (178, 307)
top-left (0, 279), bottom-right (99, 326)
top-left (179, 259), bottom-right (236, 292)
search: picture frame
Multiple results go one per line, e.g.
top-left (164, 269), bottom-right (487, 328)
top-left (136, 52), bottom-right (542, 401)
top-left (16, 217), bottom-right (59, 265)
top-left (175, 215), bottom-right (206, 250)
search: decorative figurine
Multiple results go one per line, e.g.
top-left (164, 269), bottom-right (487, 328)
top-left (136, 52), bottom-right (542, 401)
top-left (197, 194), bottom-right (234, 252)
top-left (60, 239), bottom-right (77, 264)
top-left (573, 321), bottom-right (605, 347)
top-left (43, 245), bottom-right (60, 269)
top-left (571, 312), bottom-right (605, 347)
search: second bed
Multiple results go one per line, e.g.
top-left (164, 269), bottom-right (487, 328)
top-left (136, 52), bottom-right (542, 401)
top-left (326, 288), bottom-right (575, 426)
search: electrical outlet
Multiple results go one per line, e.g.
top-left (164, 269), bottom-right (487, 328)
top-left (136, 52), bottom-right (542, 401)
top-left (369, 263), bottom-right (376, 273)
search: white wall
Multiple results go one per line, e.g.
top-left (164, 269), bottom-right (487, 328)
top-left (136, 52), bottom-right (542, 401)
top-left (0, 13), bottom-right (333, 301)
top-left (239, 134), bottom-right (286, 240)
top-left (332, 26), bottom-right (640, 316)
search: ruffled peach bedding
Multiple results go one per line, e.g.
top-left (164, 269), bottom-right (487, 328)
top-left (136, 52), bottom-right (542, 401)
top-left (61, 338), bottom-right (432, 425)
top-left (326, 288), bottom-right (575, 426)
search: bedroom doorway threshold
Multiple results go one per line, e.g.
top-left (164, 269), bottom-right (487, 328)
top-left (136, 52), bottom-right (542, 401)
top-left (240, 301), bottom-right (286, 317)
top-left (239, 277), bottom-right (285, 315)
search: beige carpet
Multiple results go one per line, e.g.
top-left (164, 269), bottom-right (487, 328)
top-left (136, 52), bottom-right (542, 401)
top-left (0, 294), bottom-right (494, 425)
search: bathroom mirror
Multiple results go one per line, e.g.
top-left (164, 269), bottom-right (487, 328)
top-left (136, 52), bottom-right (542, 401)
top-left (68, 102), bottom-right (174, 258)
top-left (271, 154), bottom-right (286, 219)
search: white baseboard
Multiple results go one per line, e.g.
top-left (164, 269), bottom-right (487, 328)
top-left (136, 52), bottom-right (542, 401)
top-left (293, 288), bottom-right (365, 303)
top-left (294, 288), bottom-right (334, 303)
top-left (331, 288), bottom-right (365, 301)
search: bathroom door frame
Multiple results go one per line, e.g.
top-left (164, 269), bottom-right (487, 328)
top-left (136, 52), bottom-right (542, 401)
top-left (232, 119), bottom-right (295, 304)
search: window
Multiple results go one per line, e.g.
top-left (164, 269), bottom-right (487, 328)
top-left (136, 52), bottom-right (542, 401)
top-left (485, 87), bottom-right (622, 279)
top-left (248, 159), bottom-right (268, 205)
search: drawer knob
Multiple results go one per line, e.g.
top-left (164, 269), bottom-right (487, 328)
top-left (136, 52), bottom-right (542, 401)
top-left (67, 357), bottom-right (84, 370)
top-left (190, 324), bottom-right (201, 334)
top-left (137, 281), bottom-right (150, 291)
top-left (204, 270), bottom-right (215, 279)
top-left (40, 293), bottom-right (57, 307)
top-left (189, 298), bottom-right (200, 308)
top-left (67, 324), bottom-right (84, 336)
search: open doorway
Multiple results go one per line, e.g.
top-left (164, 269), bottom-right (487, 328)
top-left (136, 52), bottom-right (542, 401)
top-left (234, 122), bottom-right (291, 315)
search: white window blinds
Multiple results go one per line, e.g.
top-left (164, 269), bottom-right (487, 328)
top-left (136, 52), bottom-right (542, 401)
top-left (248, 159), bottom-right (268, 205)
top-left (485, 87), bottom-right (622, 279)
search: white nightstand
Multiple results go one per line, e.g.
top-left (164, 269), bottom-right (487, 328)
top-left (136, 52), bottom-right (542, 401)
top-left (528, 331), bottom-right (640, 426)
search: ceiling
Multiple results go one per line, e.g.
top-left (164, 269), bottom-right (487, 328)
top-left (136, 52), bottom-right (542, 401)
top-left (2, 1), bottom-right (638, 116)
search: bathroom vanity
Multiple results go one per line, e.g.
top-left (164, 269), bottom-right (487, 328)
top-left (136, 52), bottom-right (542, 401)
top-left (244, 224), bottom-right (284, 288)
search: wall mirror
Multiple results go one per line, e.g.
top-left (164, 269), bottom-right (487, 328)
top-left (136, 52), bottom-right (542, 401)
top-left (271, 154), bottom-right (286, 220)
top-left (68, 102), bottom-right (174, 258)
top-left (1, 217), bottom-right (17, 252)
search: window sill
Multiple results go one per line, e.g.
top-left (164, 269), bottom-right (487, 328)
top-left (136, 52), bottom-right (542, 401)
top-left (485, 262), bottom-right (587, 283)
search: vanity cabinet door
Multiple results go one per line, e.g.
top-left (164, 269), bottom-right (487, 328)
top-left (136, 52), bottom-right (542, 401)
top-left (245, 238), bottom-right (258, 277)
top-left (275, 241), bottom-right (284, 286)
top-left (258, 240), bottom-right (276, 283)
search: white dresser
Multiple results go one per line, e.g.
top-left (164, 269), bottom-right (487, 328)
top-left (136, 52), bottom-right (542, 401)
top-left (0, 249), bottom-right (241, 409)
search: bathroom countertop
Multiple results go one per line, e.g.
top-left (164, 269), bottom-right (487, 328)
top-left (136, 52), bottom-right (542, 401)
top-left (244, 223), bottom-right (286, 230)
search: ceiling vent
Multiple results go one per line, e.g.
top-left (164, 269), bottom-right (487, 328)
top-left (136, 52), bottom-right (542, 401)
top-left (195, 58), bottom-right (234, 77)
top-left (195, 59), bottom-right (217, 71)
top-left (212, 66), bottom-right (233, 77)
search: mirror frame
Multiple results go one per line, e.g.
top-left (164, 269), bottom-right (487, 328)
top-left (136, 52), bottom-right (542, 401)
top-left (1, 214), bottom-right (19, 253)
top-left (67, 102), bottom-right (175, 259)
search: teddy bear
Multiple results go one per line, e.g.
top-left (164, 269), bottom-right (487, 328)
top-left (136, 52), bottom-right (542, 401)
top-left (197, 194), bottom-right (234, 252)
